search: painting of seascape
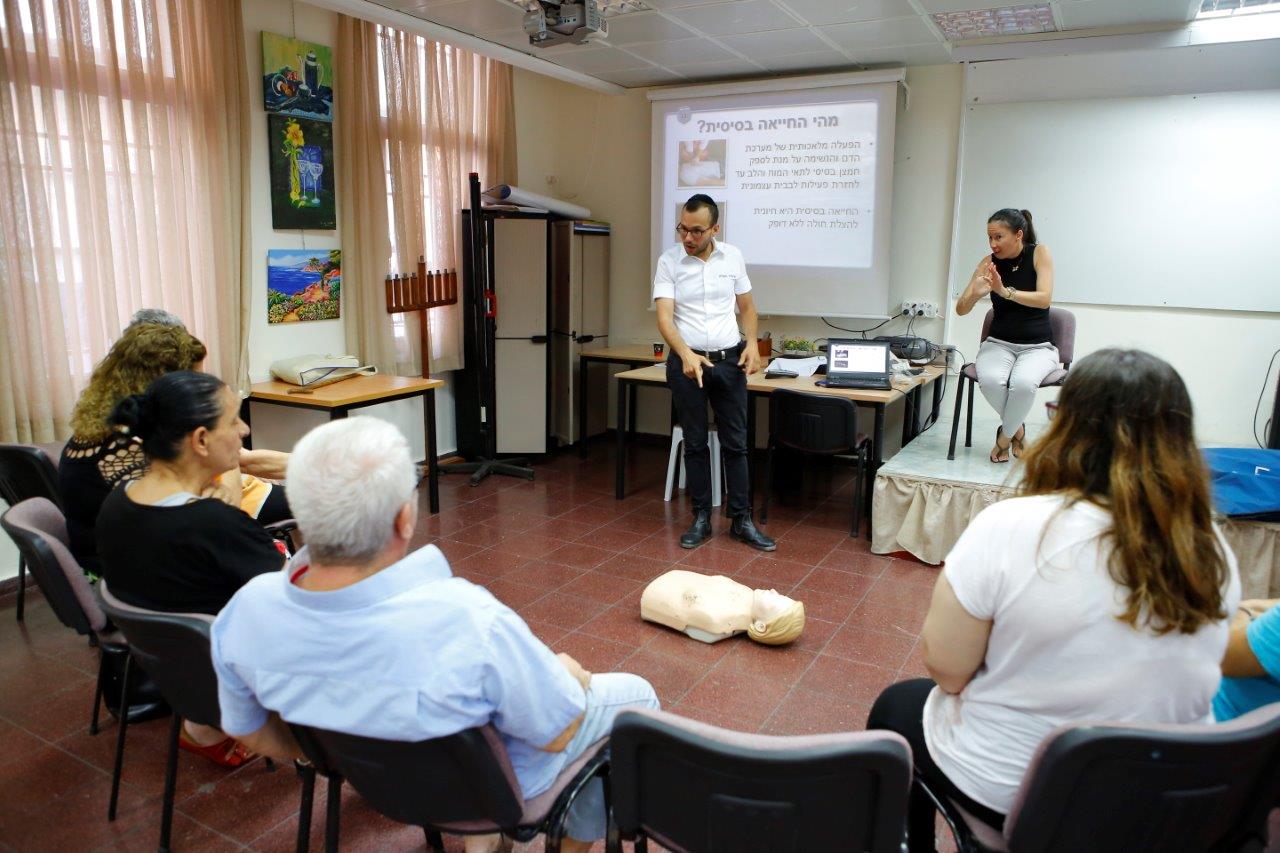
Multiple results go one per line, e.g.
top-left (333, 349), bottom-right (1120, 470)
top-left (267, 249), bottom-right (341, 323)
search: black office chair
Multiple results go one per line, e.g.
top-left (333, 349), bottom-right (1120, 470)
top-left (607, 707), bottom-right (912, 853)
top-left (291, 722), bottom-right (609, 853)
top-left (760, 389), bottom-right (871, 538)
top-left (922, 702), bottom-right (1280, 852)
top-left (0, 442), bottom-right (63, 621)
top-left (0, 497), bottom-right (146, 734)
top-left (97, 580), bottom-right (272, 852)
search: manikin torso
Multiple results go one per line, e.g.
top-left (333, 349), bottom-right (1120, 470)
top-left (640, 569), bottom-right (804, 645)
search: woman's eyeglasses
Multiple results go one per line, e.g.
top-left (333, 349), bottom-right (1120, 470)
top-left (675, 225), bottom-right (712, 237)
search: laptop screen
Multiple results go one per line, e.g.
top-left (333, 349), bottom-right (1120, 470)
top-left (828, 340), bottom-right (889, 375)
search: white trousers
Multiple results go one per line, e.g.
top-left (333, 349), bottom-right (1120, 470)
top-left (975, 337), bottom-right (1059, 437)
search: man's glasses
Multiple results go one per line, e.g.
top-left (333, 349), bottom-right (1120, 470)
top-left (676, 225), bottom-right (712, 237)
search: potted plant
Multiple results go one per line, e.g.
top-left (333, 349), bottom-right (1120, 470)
top-left (780, 338), bottom-right (817, 357)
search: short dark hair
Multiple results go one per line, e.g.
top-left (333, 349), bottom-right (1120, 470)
top-left (683, 194), bottom-right (719, 226)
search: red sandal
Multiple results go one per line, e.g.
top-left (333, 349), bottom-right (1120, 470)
top-left (178, 730), bottom-right (255, 768)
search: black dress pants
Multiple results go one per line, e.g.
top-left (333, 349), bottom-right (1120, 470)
top-left (666, 344), bottom-right (750, 518)
top-left (867, 678), bottom-right (1007, 853)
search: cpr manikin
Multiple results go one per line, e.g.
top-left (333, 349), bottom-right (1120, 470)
top-left (640, 570), bottom-right (805, 645)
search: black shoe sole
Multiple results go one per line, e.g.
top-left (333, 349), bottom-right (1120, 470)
top-left (730, 530), bottom-right (777, 552)
top-left (680, 537), bottom-right (709, 549)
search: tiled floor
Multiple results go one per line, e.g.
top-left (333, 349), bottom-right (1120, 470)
top-left (2, 442), bottom-right (1273, 851)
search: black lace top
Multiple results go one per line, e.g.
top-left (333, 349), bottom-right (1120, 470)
top-left (58, 436), bottom-right (147, 578)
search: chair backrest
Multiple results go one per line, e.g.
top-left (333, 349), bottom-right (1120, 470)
top-left (1, 497), bottom-right (104, 635)
top-left (610, 707), bottom-right (912, 853)
top-left (297, 723), bottom-right (528, 830)
top-left (978, 308), bottom-right (1076, 369)
top-left (0, 443), bottom-right (61, 508)
top-left (96, 580), bottom-right (220, 727)
top-left (769, 390), bottom-right (861, 455)
top-left (1004, 702), bottom-right (1280, 853)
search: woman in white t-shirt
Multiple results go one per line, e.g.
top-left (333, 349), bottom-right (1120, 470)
top-left (868, 348), bottom-right (1240, 851)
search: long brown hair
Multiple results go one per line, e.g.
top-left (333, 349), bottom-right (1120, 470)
top-left (1020, 349), bottom-right (1227, 635)
top-left (70, 324), bottom-right (207, 443)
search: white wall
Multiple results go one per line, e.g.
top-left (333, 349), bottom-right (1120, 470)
top-left (241, 0), bottom-right (456, 461)
top-left (943, 43), bottom-right (1280, 447)
top-left (514, 63), bottom-right (964, 447)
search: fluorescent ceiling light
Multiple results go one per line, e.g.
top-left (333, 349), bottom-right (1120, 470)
top-left (1198, 0), bottom-right (1280, 17)
top-left (931, 3), bottom-right (1056, 40)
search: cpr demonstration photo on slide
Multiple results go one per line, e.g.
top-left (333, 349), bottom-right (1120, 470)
top-left (650, 72), bottom-right (900, 320)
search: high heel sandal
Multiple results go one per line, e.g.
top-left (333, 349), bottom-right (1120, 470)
top-left (990, 426), bottom-right (1011, 464)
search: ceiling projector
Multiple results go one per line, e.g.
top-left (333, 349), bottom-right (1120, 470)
top-left (522, 0), bottom-right (608, 48)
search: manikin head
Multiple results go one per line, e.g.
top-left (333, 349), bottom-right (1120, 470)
top-left (287, 418), bottom-right (418, 568)
top-left (748, 588), bottom-right (805, 645)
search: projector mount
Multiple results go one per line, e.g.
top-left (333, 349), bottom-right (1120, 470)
top-left (521, 0), bottom-right (608, 48)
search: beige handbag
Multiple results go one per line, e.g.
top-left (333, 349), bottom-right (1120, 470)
top-left (269, 354), bottom-right (377, 388)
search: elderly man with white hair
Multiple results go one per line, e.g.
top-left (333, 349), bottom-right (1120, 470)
top-left (210, 417), bottom-right (658, 853)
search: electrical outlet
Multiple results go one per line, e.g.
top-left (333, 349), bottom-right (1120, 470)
top-left (900, 300), bottom-right (913, 316)
top-left (920, 301), bottom-right (939, 319)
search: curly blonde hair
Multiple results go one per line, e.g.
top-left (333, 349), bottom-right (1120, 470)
top-left (70, 324), bottom-right (207, 443)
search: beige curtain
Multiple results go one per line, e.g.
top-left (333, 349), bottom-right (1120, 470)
top-left (0, 0), bottom-right (251, 443)
top-left (336, 16), bottom-right (516, 375)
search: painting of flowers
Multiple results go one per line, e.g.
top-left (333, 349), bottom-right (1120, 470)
top-left (268, 249), bottom-right (341, 324)
top-left (262, 32), bottom-right (333, 122)
top-left (268, 115), bottom-right (335, 230)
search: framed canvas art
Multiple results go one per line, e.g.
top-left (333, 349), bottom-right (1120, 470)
top-left (269, 115), bottom-right (336, 230)
top-left (267, 249), bottom-right (341, 323)
top-left (262, 32), bottom-right (333, 122)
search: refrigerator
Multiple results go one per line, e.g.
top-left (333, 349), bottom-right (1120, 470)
top-left (550, 220), bottom-right (611, 448)
top-left (492, 215), bottom-right (552, 455)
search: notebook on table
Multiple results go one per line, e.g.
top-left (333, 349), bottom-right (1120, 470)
top-left (821, 339), bottom-right (892, 390)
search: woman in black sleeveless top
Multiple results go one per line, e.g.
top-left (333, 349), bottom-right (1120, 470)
top-left (954, 209), bottom-right (1058, 463)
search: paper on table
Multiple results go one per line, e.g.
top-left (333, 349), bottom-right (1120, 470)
top-left (767, 356), bottom-right (825, 378)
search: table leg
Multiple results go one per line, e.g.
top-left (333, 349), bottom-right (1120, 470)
top-left (869, 404), bottom-right (885, 538)
top-left (931, 372), bottom-right (945, 423)
top-left (425, 389), bottom-right (439, 515)
top-left (615, 379), bottom-right (628, 499)
top-left (628, 382), bottom-right (638, 441)
top-left (240, 398), bottom-right (253, 450)
top-left (578, 356), bottom-right (590, 459)
top-left (331, 409), bottom-right (349, 420)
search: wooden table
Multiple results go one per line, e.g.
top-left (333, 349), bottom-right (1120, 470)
top-left (578, 344), bottom-right (666, 458)
top-left (612, 364), bottom-right (947, 522)
top-left (241, 374), bottom-right (446, 514)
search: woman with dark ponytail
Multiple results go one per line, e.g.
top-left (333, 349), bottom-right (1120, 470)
top-left (955, 208), bottom-right (1058, 463)
top-left (96, 371), bottom-right (284, 768)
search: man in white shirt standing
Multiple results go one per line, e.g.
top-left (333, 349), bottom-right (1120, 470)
top-left (653, 195), bottom-right (775, 552)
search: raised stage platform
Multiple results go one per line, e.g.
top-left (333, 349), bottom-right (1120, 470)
top-left (871, 388), bottom-right (1280, 599)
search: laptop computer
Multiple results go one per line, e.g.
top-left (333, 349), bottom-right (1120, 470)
top-left (823, 339), bottom-right (892, 390)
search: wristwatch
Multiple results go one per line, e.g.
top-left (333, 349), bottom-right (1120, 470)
top-left (1003, 286), bottom-right (1017, 300)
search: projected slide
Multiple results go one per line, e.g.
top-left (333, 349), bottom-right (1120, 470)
top-left (662, 101), bottom-right (877, 269)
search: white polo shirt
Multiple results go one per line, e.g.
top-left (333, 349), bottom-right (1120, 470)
top-left (651, 240), bottom-right (751, 351)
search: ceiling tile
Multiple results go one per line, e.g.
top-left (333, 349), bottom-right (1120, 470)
top-left (421, 0), bottom-right (527, 34)
top-left (481, 28), bottom-right (541, 52)
top-left (823, 15), bottom-right (940, 50)
top-left (847, 41), bottom-right (953, 65)
top-left (603, 10), bottom-right (702, 43)
top-left (780, 0), bottom-right (918, 26)
top-left (623, 36), bottom-right (735, 63)
top-left (1057, 0), bottom-right (1194, 30)
top-left (596, 66), bottom-right (688, 86)
top-left (547, 46), bottom-right (656, 71)
top-left (664, 56), bottom-right (768, 76)
top-left (761, 50), bottom-right (859, 72)
top-left (665, 0), bottom-right (805, 36)
top-left (717, 26), bottom-right (830, 57)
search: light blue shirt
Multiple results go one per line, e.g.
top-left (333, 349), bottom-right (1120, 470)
top-left (1214, 605), bottom-right (1280, 722)
top-left (210, 545), bottom-right (586, 797)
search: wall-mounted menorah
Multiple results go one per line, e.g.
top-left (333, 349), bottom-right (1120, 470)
top-left (385, 256), bottom-right (458, 377)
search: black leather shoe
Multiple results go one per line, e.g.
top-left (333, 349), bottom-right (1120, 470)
top-left (680, 511), bottom-right (713, 549)
top-left (730, 513), bottom-right (776, 551)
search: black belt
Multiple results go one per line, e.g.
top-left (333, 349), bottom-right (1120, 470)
top-left (691, 342), bottom-right (744, 363)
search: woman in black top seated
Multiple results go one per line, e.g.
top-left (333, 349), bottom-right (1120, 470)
top-left (59, 321), bottom-right (290, 577)
top-left (97, 371), bottom-right (285, 766)
top-left (954, 209), bottom-right (1057, 463)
